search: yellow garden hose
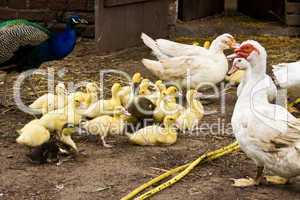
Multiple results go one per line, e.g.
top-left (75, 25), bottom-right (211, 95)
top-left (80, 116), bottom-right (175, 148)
top-left (121, 141), bottom-right (239, 200)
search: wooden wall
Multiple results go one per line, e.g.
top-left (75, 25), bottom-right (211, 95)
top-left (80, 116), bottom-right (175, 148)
top-left (95, 0), bottom-right (169, 53)
top-left (0, 0), bottom-right (95, 37)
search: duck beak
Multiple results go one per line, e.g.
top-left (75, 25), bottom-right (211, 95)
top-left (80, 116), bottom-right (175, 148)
top-left (79, 19), bottom-right (88, 24)
top-left (230, 42), bottom-right (240, 49)
top-left (228, 64), bottom-right (239, 75)
top-left (227, 53), bottom-right (238, 60)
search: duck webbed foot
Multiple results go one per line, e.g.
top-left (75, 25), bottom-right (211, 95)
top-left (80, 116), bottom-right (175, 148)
top-left (264, 176), bottom-right (289, 185)
top-left (231, 166), bottom-right (264, 187)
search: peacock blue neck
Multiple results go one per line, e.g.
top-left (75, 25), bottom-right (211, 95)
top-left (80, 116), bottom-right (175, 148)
top-left (47, 22), bottom-right (78, 60)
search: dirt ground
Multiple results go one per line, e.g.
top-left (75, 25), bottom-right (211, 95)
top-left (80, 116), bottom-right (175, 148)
top-left (1, 16), bottom-right (300, 200)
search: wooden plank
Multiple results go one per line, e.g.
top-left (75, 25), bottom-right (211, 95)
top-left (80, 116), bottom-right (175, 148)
top-left (104, 0), bottom-right (153, 7)
top-left (286, 2), bottom-right (300, 14)
top-left (124, 3), bottom-right (144, 47)
top-left (286, 14), bottom-right (300, 26)
top-left (142, 0), bottom-right (168, 38)
top-left (95, 0), bottom-right (168, 53)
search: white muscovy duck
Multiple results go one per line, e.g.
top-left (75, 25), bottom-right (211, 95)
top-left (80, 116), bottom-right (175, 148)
top-left (272, 61), bottom-right (300, 102)
top-left (231, 58), bottom-right (277, 102)
top-left (229, 40), bottom-right (300, 187)
top-left (141, 33), bottom-right (238, 89)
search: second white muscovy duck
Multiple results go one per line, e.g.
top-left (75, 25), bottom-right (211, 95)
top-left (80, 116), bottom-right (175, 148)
top-left (230, 40), bottom-right (300, 187)
top-left (231, 57), bottom-right (277, 102)
top-left (272, 61), bottom-right (300, 101)
top-left (141, 33), bottom-right (238, 88)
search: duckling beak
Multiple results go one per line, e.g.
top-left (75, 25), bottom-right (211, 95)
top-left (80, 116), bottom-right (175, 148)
top-left (177, 92), bottom-right (183, 97)
top-left (195, 92), bottom-right (204, 98)
top-left (123, 110), bottom-right (132, 116)
top-left (60, 135), bottom-right (78, 152)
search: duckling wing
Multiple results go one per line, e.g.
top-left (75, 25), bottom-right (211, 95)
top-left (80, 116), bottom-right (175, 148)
top-left (29, 93), bottom-right (55, 109)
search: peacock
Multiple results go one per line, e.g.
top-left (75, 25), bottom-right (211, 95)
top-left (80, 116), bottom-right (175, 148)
top-left (0, 15), bottom-right (88, 105)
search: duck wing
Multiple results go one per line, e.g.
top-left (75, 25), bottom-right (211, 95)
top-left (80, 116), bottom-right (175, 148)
top-left (273, 61), bottom-right (300, 88)
top-left (143, 55), bottom-right (217, 80)
top-left (141, 33), bottom-right (208, 59)
top-left (251, 103), bottom-right (300, 152)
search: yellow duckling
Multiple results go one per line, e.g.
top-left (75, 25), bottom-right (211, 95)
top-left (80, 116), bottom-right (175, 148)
top-left (203, 40), bottom-right (210, 49)
top-left (119, 73), bottom-right (143, 106)
top-left (153, 86), bottom-right (184, 122)
top-left (39, 93), bottom-right (85, 133)
top-left (16, 122), bottom-right (50, 147)
top-left (83, 82), bottom-right (99, 106)
top-left (176, 90), bottom-right (204, 131)
top-left (29, 83), bottom-right (67, 115)
top-left (68, 82), bottom-right (99, 108)
top-left (138, 78), bottom-right (153, 95)
top-left (140, 80), bottom-right (165, 104)
top-left (83, 107), bottom-right (130, 147)
top-left (155, 80), bottom-right (166, 92)
top-left (83, 83), bottom-right (123, 118)
top-left (17, 119), bottom-right (40, 135)
top-left (126, 115), bottom-right (178, 146)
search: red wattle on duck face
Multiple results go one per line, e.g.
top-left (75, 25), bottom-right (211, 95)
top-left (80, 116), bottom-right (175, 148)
top-left (234, 49), bottom-right (249, 58)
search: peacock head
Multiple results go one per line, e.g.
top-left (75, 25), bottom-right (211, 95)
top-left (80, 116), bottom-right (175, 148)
top-left (68, 15), bottom-right (88, 27)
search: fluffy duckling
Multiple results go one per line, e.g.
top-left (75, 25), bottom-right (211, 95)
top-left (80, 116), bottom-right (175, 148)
top-left (82, 107), bottom-right (130, 147)
top-left (126, 115), bottom-right (178, 146)
top-left (16, 122), bottom-right (50, 147)
top-left (26, 139), bottom-right (59, 164)
top-left (17, 119), bottom-right (40, 135)
top-left (155, 80), bottom-right (167, 92)
top-left (29, 83), bottom-right (67, 115)
top-left (83, 83), bottom-right (123, 118)
top-left (127, 86), bottom-right (156, 121)
top-left (119, 73), bottom-right (143, 106)
top-left (176, 90), bottom-right (204, 131)
top-left (68, 82), bottom-right (99, 108)
top-left (39, 93), bottom-right (86, 133)
top-left (84, 82), bottom-right (99, 106)
top-left (138, 78), bottom-right (154, 95)
top-left (203, 41), bottom-right (211, 49)
top-left (153, 86), bottom-right (184, 122)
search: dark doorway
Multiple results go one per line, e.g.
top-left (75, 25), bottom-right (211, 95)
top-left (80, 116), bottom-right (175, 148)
top-left (178, 0), bottom-right (225, 21)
